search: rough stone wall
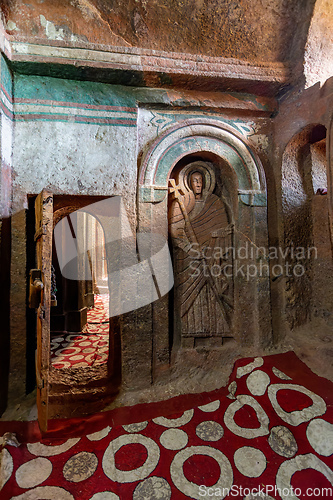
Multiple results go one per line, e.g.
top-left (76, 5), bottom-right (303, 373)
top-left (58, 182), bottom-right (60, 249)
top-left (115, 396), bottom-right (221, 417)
top-left (274, 79), bottom-right (333, 335)
top-left (2, 0), bottom-right (315, 65)
top-left (312, 196), bottom-right (333, 330)
top-left (10, 75), bottom-right (139, 221)
top-left (4, 68), bottom-right (139, 401)
top-left (311, 140), bottom-right (327, 193)
top-left (0, 0), bottom-right (331, 423)
top-left (304, 0), bottom-right (333, 88)
top-left (0, 215), bottom-right (11, 416)
top-left (3, 64), bottom-right (275, 403)
top-left (281, 130), bottom-right (314, 329)
top-left (0, 56), bottom-right (18, 404)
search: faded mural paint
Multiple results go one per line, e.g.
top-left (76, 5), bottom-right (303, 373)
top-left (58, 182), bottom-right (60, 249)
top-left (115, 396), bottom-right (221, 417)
top-left (1, 63), bottom-right (273, 219)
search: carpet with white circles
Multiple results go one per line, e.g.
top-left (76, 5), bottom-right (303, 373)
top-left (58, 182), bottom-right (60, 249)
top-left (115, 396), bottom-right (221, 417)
top-left (1, 352), bottom-right (333, 499)
top-left (50, 294), bottom-right (109, 369)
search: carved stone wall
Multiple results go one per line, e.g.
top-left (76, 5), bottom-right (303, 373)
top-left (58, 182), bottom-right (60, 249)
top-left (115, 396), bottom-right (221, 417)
top-left (169, 161), bottom-right (234, 348)
top-left (137, 115), bottom-right (271, 379)
top-left (273, 78), bottom-right (333, 338)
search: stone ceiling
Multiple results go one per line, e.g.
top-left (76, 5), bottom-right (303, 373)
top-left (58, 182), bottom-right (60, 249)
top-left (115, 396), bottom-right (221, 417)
top-left (0, 0), bottom-right (331, 96)
top-left (1, 0), bottom-right (316, 64)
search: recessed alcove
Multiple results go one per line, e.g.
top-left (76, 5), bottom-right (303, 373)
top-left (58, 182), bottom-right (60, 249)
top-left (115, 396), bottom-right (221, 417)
top-left (281, 123), bottom-right (332, 334)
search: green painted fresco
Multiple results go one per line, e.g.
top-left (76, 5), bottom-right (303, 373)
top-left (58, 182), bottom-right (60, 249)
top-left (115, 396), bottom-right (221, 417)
top-left (140, 186), bottom-right (168, 203)
top-left (1, 55), bottom-right (13, 97)
top-left (149, 111), bottom-right (258, 137)
top-left (240, 192), bottom-right (267, 206)
top-left (14, 73), bottom-right (137, 108)
top-left (9, 59), bottom-right (273, 113)
top-left (155, 136), bottom-right (251, 189)
top-left (9, 59), bottom-right (275, 114)
top-left (13, 73), bottom-right (173, 109)
top-left (10, 59), bottom-right (146, 89)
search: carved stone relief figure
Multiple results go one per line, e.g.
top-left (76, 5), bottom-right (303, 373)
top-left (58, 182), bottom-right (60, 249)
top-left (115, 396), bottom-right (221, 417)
top-left (169, 161), bottom-right (234, 347)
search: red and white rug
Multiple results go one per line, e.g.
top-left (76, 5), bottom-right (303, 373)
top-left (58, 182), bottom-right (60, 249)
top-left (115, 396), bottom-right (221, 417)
top-left (1, 352), bottom-right (333, 499)
top-left (50, 294), bottom-right (109, 369)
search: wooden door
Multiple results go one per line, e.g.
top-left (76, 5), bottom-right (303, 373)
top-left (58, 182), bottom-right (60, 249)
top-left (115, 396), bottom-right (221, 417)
top-left (34, 190), bottom-right (53, 432)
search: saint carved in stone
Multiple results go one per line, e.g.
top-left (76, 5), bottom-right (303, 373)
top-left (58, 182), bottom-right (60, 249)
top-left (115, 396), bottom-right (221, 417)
top-left (168, 161), bottom-right (233, 347)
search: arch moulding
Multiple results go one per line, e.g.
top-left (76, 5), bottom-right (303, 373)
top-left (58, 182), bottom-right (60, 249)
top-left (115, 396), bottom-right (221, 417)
top-left (138, 118), bottom-right (267, 207)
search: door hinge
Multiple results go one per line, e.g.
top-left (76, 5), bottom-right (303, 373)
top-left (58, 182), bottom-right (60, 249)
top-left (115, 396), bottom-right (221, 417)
top-left (29, 269), bottom-right (44, 308)
top-left (34, 225), bottom-right (46, 241)
top-left (38, 306), bottom-right (46, 320)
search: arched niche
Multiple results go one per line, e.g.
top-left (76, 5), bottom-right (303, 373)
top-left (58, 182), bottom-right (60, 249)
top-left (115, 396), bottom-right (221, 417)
top-left (139, 118), bottom-right (267, 207)
top-left (281, 123), bottom-right (332, 334)
top-left (136, 117), bottom-right (271, 374)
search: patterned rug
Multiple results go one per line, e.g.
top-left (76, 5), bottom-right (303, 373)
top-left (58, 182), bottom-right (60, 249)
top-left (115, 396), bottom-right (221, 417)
top-left (50, 294), bottom-right (109, 369)
top-left (1, 352), bottom-right (333, 499)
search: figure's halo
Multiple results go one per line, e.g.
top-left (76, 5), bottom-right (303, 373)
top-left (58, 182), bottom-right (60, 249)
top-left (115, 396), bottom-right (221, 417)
top-left (182, 161), bottom-right (215, 197)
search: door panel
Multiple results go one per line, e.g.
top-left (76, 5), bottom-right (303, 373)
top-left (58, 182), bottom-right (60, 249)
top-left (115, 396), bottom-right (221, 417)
top-left (34, 190), bottom-right (53, 432)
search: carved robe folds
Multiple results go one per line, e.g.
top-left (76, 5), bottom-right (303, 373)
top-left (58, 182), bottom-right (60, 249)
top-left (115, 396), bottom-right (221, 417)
top-left (169, 163), bottom-right (233, 347)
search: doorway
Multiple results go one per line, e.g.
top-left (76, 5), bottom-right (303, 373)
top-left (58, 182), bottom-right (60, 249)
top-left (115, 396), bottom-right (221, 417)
top-left (30, 192), bottom-right (121, 431)
top-left (50, 212), bottom-right (110, 370)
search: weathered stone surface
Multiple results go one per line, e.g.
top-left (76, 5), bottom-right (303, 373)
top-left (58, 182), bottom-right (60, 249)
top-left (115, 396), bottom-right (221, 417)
top-left (1, 0), bottom-right (316, 65)
top-left (304, 0), bottom-right (333, 88)
top-left (169, 163), bottom-right (234, 346)
top-left (0, 0), bottom-right (332, 426)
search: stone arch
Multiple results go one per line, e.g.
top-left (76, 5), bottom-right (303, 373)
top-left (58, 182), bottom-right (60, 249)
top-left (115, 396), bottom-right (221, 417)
top-left (282, 123), bottom-right (327, 212)
top-left (136, 117), bottom-right (272, 369)
top-left (139, 118), bottom-right (267, 207)
top-left (281, 123), bottom-right (329, 331)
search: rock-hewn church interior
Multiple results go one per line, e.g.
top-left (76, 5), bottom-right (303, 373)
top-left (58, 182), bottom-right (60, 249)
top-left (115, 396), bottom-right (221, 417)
top-left (0, 0), bottom-right (333, 498)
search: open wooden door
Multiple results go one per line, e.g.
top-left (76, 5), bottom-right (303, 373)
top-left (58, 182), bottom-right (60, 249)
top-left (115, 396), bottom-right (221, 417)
top-left (34, 190), bottom-right (53, 432)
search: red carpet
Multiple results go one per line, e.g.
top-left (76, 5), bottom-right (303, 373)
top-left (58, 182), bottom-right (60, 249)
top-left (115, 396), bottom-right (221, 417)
top-left (50, 294), bottom-right (109, 369)
top-left (1, 352), bottom-right (333, 499)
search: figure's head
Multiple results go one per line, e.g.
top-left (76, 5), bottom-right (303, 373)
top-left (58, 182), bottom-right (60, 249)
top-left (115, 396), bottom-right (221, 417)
top-left (190, 171), bottom-right (203, 195)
